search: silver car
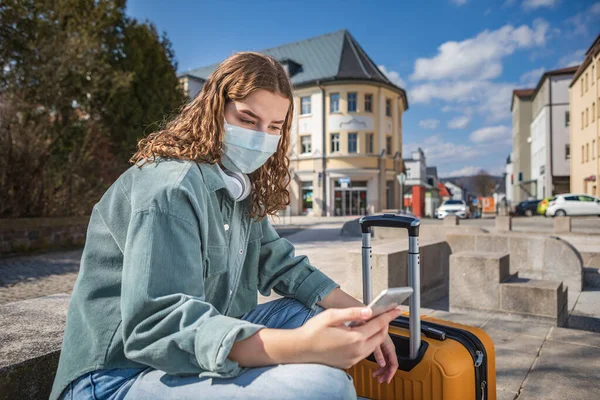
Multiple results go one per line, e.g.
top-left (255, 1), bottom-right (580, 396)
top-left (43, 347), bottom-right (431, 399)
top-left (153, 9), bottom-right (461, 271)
top-left (545, 194), bottom-right (600, 217)
top-left (437, 199), bottom-right (469, 219)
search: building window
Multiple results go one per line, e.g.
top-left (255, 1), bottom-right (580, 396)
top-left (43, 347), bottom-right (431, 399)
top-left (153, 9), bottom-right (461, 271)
top-left (301, 135), bottom-right (312, 154)
top-left (565, 144), bottom-right (570, 160)
top-left (331, 133), bottom-right (340, 153)
top-left (364, 94), bottom-right (373, 112)
top-left (594, 140), bottom-right (597, 159)
top-left (366, 133), bottom-right (374, 153)
top-left (565, 111), bottom-right (570, 127)
top-left (300, 96), bottom-right (311, 115)
top-left (586, 108), bottom-right (589, 127)
top-left (586, 73), bottom-right (589, 92)
top-left (593, 66), bottom-right (596, 85)
top-left (347, 92), bottom-right (357, 112)
top-left (518, 172), bottom-right (523, 182)
top-left (586, 143), bottom-right (590, 162)
top-left (582, 145), bottom-right (585, 164)
top-left (385, 99), bottom-right (391, 117)
top-left (593, 103), bottom-right (596, 121)
top-left (330, 93), bottom-right (340, 113)
top-left (386, 136), bottom-right (392, 155)
top-left (582, 111), bottom-right (585, 130)
top-left (348, 133), bottom-right (357, 153)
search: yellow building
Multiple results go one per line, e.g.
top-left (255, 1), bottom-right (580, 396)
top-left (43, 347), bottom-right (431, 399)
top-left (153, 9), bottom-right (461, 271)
top-left (180, 30), bottom-right (408, 216)
top-left (570, 34), bottom-right (600, 196)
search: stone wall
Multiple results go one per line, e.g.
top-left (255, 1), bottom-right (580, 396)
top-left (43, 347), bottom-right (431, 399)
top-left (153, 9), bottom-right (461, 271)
top-left (0, 217), bottom-right (89, 256)
top-left (0, 294), bottom-right (69, 400)
top-left (446, 232), bottom-right (583, 310)
top-left (347, 240), bottom-right (451, 306)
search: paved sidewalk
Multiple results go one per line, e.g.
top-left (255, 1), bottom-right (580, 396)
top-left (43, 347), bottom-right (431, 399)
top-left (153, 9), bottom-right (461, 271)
top-left (2, 220), bottom-right (600, 399)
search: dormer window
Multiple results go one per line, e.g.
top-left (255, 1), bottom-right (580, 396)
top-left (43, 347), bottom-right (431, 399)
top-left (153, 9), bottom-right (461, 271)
top-left (279, 58), bottom-right (302, 77)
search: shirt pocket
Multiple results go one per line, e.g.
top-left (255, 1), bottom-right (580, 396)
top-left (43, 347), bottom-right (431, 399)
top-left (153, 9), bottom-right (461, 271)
top-left (239, 222), bottom-right (264, 287)
top-left (205, 245), bottom-right (229, 277)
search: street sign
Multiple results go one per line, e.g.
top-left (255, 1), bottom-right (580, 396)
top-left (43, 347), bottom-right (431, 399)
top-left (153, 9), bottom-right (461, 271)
top-left (338, 177), bottom-right (351, 184)
top-left (341, 182), bottom-right (349, 189)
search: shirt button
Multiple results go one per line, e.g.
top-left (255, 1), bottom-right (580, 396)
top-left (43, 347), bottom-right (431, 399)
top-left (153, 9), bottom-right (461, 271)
top-left (239, 249), bottom-right (243, 254)
top-left (224, 224), bottom-right (230, 231)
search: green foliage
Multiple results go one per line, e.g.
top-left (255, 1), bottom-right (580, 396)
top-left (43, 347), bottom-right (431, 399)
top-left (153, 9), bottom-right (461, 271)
top-left (0, 0), bottom-right (186, 217)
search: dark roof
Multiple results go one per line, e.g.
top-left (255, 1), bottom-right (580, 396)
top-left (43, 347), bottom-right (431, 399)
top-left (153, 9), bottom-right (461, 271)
top-left (426, 166), bottom-right (438, 178)
top-left (570, 33), bottom-right (600, 88)
top-left (182, 29), bottom-right (408, 109)
top-left (510, 88), bottom-right (534, 111)
top-left (531, 66), bottom-right (579, 97)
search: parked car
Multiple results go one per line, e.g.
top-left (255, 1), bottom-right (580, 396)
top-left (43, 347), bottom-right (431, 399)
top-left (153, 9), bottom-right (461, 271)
top-left (514, 199), bottom-right (541, 217)
top-left (437, 199), bottom-right (469, 219)
top-left (537, 197), bottom-right (552, 216)
top-left (545, 194), bottom-right (600, 217)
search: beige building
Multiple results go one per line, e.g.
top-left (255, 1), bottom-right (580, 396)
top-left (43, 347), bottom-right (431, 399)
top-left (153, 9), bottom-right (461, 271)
top-left (570, 34), bottom-right (600, 196)
top-left (511, 89), bottom-right (534, 203)
top-left (529, 67), bottom-right (578, 199)
top-left (179, 30), bottom-right (408, 216)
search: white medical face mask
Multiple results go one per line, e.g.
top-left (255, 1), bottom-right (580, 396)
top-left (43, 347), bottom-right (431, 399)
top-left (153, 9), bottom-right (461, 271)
top-left (221, 120), bottom-right (281, 174)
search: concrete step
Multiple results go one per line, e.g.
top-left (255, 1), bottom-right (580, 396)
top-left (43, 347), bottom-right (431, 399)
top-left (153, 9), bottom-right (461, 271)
top-left (449, 251), bottom-right (510, 310)
top-left (500, 276), bottom-right (568, 326)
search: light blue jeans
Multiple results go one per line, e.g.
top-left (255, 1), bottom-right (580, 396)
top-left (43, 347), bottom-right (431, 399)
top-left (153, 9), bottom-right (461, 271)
top-left (60, 297), bottom-right (357, 399)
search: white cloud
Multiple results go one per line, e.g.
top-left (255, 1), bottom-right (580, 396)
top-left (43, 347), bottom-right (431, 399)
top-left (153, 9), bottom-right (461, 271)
top-left (448, 115), bottom-right (472, 129)
top-left (378, 65), bottom-right (407, 88)
top-left (557, 49), bottom-right (585, 68)
top-left (410, 80), bottom-right (515, 122)
top-left (469, 125), bottom-right (511, 143)
top-left (484, 8), bottom-right (492, 16)
top-left (520, 67), bottom-right (545, 87)
top-left (450, 0), bottom-right (468, 6)
top-left (418, 119), bottom-right (440, 129)
top-left (523, 0), bottom-right (559, 10)
top-left (410, 19), bottom-right (549, 81)
top-left (565, 2), bottom-right (600, 36)
top-left (404, 135), bottom-right (480, 165)
top-left (441, 166), bottom-right (482, 177)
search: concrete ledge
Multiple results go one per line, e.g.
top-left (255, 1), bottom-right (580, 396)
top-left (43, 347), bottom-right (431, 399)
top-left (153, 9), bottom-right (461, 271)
top-left (500, 277), bottom-right (568, 326)
top-left (554, 216), bottom-right (572, 233)
top-left (348, 240), bottom-right (451, 305)
top-left (443, 215), bottom-right (459, 226)
top-left (0, 294), bottom-right (69, 400)
top-left (450, 252), bottom-right (510, 310)
top-left (495, 216), bottom-right (512, 232)
top-left (446, 232), bottom-right (583, 304)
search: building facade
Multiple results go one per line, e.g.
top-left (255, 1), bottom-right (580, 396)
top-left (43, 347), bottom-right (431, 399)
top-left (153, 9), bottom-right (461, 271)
top-left (505, 153), bottom-right (513, 205)
top-left (511, 89), bottom-right (534, 203)
top-left (425, 167), bottom-right (441, 218)
top-left (570, 34), bottom-right (600, 196)
top-left (443, 181), bottom-right (466, 201)
top-left (403, 148), bottom-right (428, 217)
top-left (530, 67), bottom-right (577, 199)
top-left (179, 30), bottom-right (408, 216)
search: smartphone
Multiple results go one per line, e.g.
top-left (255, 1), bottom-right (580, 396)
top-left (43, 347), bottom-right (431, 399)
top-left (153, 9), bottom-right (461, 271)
top-left (345, 287), bottom-right (414, 327)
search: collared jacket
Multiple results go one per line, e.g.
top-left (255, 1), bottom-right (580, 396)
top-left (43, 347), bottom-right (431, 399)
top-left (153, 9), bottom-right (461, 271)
top-left (49, 159), bottom-right (339, 400)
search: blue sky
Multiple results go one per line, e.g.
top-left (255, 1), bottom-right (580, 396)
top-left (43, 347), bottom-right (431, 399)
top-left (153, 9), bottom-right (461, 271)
top-left (127, 0), bottom-right (599, 177)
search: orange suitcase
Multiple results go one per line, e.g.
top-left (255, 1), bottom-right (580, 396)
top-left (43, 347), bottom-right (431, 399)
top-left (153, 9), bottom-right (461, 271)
top-left (345, 214), bottom-right (496, 400)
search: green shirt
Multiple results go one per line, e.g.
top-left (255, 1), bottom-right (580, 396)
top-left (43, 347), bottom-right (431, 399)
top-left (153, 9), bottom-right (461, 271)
top-left (50, 159), bottom-right (339, 400)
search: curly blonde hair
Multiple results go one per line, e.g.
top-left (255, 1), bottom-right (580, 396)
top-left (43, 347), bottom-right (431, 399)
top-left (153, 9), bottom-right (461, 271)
top-left (130, 52), bottom-right (293, 220)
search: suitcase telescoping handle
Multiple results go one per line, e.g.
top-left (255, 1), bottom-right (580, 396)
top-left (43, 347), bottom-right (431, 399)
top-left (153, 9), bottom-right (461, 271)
top-left (359, 214), bottom-right (421, 360)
